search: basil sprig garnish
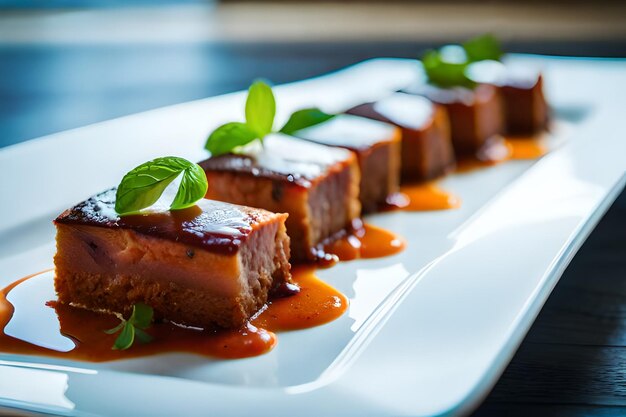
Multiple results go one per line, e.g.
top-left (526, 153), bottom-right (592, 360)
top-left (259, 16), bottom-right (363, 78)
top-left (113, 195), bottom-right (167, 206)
top-left (204, 122), bottom-right (257, 160)
top-left (463, 33), bottom-right (503, 63)
top-left (422, 49), bottom-right (476, 89)
top-left (115, 156), bottom-right (208, 216)
top-left (421, 33), bottom-right (503, 89)
top-left (245, 81), bottom-right (276, 137)
top-left (104, 303), bottom-right (154, 350)
top-left (279, 108), bottom-right (335, 135)
top-left (205, 80), bottom-right (335, 156)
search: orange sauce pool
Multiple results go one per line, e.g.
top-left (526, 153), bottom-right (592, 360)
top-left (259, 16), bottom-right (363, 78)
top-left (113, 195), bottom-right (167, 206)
top-left (384, 183), bottom-right (461, 212)
top-left (456, 137), bottom-right (513, 173)
top-left (505, 136), bottom-right (549, 160)
top-left (252, 266), bottom-right (347, 331)
top-left (457, 133), bottom-right (549, 173)
top-left (322, 223), bottom-right (406, 262)
top-left (379, 131), bottom-right (549, 212)
top-left (0, 268), bottom-right (347, 362)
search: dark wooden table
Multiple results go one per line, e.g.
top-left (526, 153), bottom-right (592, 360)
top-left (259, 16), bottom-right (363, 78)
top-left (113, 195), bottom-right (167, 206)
top-left (0, 40), bottom-right (624, 417)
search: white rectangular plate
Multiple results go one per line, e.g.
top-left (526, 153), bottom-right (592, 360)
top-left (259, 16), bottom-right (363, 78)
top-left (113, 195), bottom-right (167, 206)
top-left (0, 56), bottom-right (625, 417)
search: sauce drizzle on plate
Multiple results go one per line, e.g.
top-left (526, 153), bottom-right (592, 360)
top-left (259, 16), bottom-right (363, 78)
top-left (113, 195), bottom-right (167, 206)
top-left (0, 268), bottom-right (347, 362)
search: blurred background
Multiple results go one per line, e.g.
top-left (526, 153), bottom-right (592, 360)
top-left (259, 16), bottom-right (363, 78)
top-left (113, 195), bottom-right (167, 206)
top-left (0, 0), bottom-right (624, 147)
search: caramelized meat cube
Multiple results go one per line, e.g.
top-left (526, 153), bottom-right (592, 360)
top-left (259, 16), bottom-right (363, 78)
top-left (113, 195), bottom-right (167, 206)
top-left (293, 115), bottom-right (401, 212)
top-left (200, 134), bottom-right (361, 262)
top-left (466, 62), bottom-right (550, 136)
top-left (404, 83), bottom-right (504, 158)
top-left (347, 93), bottom-right (455, 182)
top-left (500, 74), bottom-right (549, 135)
top-left (54, 189), bottom-right (291, 329)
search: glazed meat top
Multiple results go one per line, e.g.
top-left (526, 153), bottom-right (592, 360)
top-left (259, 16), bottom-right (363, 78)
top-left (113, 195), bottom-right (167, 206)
top-left (403, 83), bottom-right (498, 107)
top-left (347, 93), bottom-right (436, 131)
top-left (55, 188), bottom-right (284, 255)
top-left (294, 114), bottom-right (398, 152)
top-left (465, 61), bottom-right (543, 89)
top-left (200, 133), bottom-right (355, 189)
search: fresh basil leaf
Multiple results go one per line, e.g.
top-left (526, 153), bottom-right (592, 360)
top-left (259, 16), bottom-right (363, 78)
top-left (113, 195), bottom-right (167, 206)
top-left (170, 162), bottom-right (208, 210)
top-left (205, 122), bottom-right (259, 156)
top-left (422, 50), bottom-right (476, 89)
top-left (112, 322), bottom-right (135, 350)
top-left (245, 80), bottom-right (276, 137)
top-left (279, 108), bottom-right (335, 135)
top-left (134, 328), bottom-right (153, 344)
top-left (104, 321), bottom-right (125, 335)
top-left (129, 303), bottom-right (154, 330)
top-left (115, 157), bottom-right (207, 215)
top-left (463, 34), bottom-right (503, 62)
top-left (115, 158), bottom-right (181, 215)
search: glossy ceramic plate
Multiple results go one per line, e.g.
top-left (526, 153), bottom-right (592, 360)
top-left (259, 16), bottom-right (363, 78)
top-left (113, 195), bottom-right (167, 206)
top-left (0, 56), bottom-right (625, 417)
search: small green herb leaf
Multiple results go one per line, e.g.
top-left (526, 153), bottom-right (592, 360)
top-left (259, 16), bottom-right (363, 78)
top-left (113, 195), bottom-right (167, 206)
top-left (170, 163), bottom-right (208, 210)
top-left (420, 34), bottom-right (504, 88)
top-left (205, 81), bottom-right (329, 155)
top-left (205, 122), bottom-right (259, 156)
top-left (115, 158), bottom-right (181, 215)
top-left (463, 33), bottom-right (503, 62)
top-left (115, 157), bottom-right (208, 215)
top-left (103, 321), bottom-right (125, 335)
top-left (106, 303), bottom-right (155, 350)
top-left (130, 303), bottom-right (153, 329)
top-left (279, 108), bottom-right (335, 135)
top-left (422, 50), bottom-right (476, 89)
top-left (134, 328), bottom-right (154, 344)
top-left (245, 81), bottom-right (276, 137)
top-left (112, 322), bottom-right (135, 350)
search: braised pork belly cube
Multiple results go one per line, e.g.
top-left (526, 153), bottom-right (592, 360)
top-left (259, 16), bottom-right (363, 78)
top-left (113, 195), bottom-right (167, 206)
top-left (293, 114), bottom-right (400, 213)
top-left (199, 134), bottom-right (361, 262)
top-left (499, 74), bottom-right (549, 135)
top-left (404, 83), bottom-right (504, 158)
top-left (347, 93), bottom-right (455, 182)
top-left (466, 61), bottom-right (549, 136)
top-left (54, 189), bottom-right (291, 329)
